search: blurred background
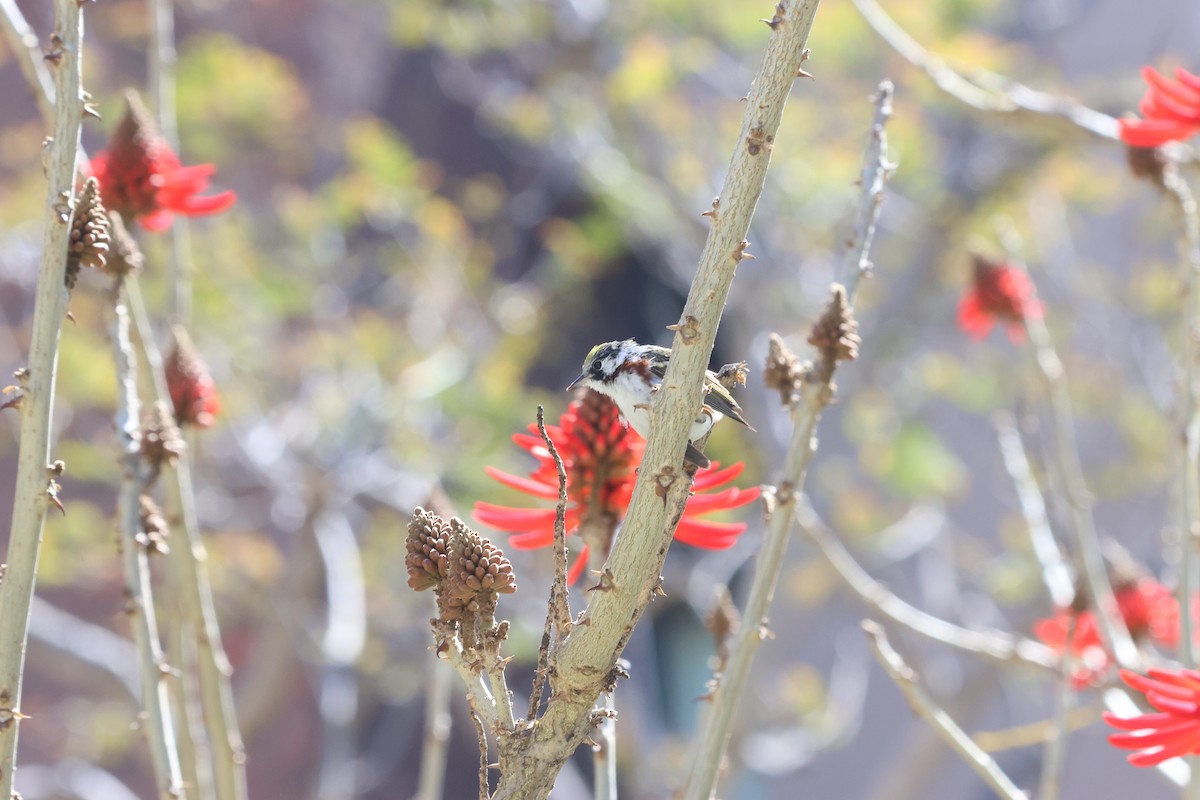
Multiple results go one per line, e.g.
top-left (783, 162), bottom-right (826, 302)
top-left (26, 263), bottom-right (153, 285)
top-left (0, 0), bottom-right (1197, 797)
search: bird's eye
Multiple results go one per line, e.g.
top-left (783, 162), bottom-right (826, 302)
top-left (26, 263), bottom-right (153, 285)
top-left (592, 359), bottom-right (603, 371)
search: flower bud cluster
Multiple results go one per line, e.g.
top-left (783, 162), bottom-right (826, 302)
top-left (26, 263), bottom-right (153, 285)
top-left (406, 508), bottom-right (517, 627)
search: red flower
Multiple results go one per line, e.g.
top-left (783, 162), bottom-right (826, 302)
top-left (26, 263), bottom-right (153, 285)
top-left (88, 90), bottom-right (235, 231)
top-left (1105, 668), bottom-right (1200, 766)
top-left (957, 255), bottom-right (1042, 343)
top-left (165, 326), bottom-right (220, 429)
top-left (474, 390), bottom-right (760, 584)
top-left (1118, 66), bottom-right (1200, 148)
top-left (1033, 578), bottom-right (1180, 686)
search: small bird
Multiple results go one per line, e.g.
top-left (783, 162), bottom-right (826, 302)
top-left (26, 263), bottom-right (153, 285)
top-left (567, 339), bottom-right (753, 468)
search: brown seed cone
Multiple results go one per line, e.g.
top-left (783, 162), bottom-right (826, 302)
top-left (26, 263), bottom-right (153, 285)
top-left (763, 333), bottom-right (803, 407)
top-left (808, 284), bottom-right (860, 365)
top-left (137, 494), bottom-right (170, 555)
top-left (104, 211), bottom-right (144, 276)
top-left (406, 507), bottom-right (452, 591)
top-left (141, 401), bottom-right (185, 472)
top-left (66, 178), bottom-right (111, 289)
top-left (444, 517), bottom-right (518, 601)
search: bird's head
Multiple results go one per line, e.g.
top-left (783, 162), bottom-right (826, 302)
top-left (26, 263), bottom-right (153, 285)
top-left (567, 339), bottom-right (640, 389)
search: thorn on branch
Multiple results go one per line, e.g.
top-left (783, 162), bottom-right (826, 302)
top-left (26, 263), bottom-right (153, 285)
top-left (760, 2), bottom-right (786, 29)
top-left (798, 48), bottom-right (814, 79)
top-left (667, 315), bottom-right (700, 342)
top-left (43, 34), bottom-right (64, 64)
top-left (732, 240), bottom-right (756, 263)
top-left (654, 466), bottom-right (678, 505)
top-left (587, 568), bottom-right (617, 594)
top-left (746, 126), bottom-right (774, 156)
top-left (1, 386), bottom-right (23, 412)
top-left (701, 197), bottom-right (720, 221)
top-left (602, 659), bottom-right (631, 693)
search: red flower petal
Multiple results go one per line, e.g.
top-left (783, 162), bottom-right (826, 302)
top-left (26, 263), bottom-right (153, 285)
top-left (473, 503), bottom-right (560, 531)
top-left (1119, 117), bottom-right (1199, 148)
top-left (483, 466), bottom-right (561, 500)
top-left (1103, 711), bottom-right (1178, 731)
top-left (507, 529), bottom-right (558, 550)
top-left (1177, 67), bottom-right (1200, 93)
top-left (674, 518), bottom-right (746, 548)
top-left (176, 190), bottom-right (238, 217)
top-left (139, 209), bottom-right (175, 232)
top-left (568, 547), bottom-right (590, 584)
top-left (956, 293), bottom-right (993, 339)
top-left (692, 461), bottom-right (745, 491)
top-left (1143, 66), bottom-right (1200, 107)
top-left (683, 485), bottom-right (761, 514)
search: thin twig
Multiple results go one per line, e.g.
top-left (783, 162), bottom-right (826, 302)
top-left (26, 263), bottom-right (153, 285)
top-left (0, 0), bottom-right (55, 126)
top-left (682, 79), bottom-right (893, 800)
top-left (1038, 616), bottom-right (1074, 800)
top-left (972, 704), bottom-right (1100, 752)
top-left (539, 406), bottom-right (572, 648)
top-left (492, 5), bottom-right (822, 796)
top-left (471, 710), bottom-right (489, 800)
top-left (851, 0), bottom-right (1119, 141)
top-left (593, 692), bottom-right (617, 800)
top-left (166, 617), bottom-right (210, 800)
top-left (0, 1), bottom-right (86, 793)
top-left (794, 498), bottom-right (1059, 669)
top-left (841, 80), bottom-right (895, 297)
top-left (127, 277), bottom-right (249, 797)
top-left (1163, 166), bottom-right (1200, 670)
top-left (111, 279), bottom-right (185, 797)
top-left (864, 621), bottom-right (1028, 800)
top-left (527, 404), bottom-right (570, 721)
top-left (994, 412), bottom-right (1075, 609)
top-left (999, 229), bottom-right (1139, 670)
top-left (416, 641), bottom-right (453, 800)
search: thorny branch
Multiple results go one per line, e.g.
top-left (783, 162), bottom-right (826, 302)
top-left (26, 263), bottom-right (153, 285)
top-left (851, 0), bottom-right (1120, 141)
top-left (110, 277), bottom-right (185, 797)
top-left (998, 230), bottom-right (1138, 669)
top-left (0, 0), bottom-right (86, 793)
top-left (864, 621), bottom-right (1029, 800)
top-left (528, 406), bottom-right (572, 720)
top-left (794, 499), bottom-right (1059, 670)
top-left (995, 413), bottom-right (1075, 609)
top-left (682, 81), bottom-right (889, 800)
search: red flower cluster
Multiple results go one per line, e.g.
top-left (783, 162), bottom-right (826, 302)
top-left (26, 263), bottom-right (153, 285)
top-left (957, 255), bottom-right (1042, 343)
top-left (165, 327), bottom-right (220, 429)
top-left (89, 91), bottom-right (236, 231)
top-left (474, 390), bottom-right (760, 584)
top-left (1106, 668), bottom-right (1200, 766)
top-left (1119, 66), bottom-right (1200, 148)
top-left (1033, 578), bottom-right (1179, 686)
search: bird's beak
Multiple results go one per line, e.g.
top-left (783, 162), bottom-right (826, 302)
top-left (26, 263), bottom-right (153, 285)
top-left (566, 373), bottom-right (584, 391)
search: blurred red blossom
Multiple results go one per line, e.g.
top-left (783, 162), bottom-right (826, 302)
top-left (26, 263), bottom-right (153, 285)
top-left (1105, 668), bottom-right (1200, 766)
top-left (957, 255), bottom-right (1042, 343)
top-left (89, 90), bottom-right (236, 231)
top-left (165, 326), bottom-right (220, 429)
top-left (1033, 578), bottom-right (1179, 686)
top-left (474, 390), bottom-right (760, 584)
top-left (1118, 66), bottom-right (1200, 148)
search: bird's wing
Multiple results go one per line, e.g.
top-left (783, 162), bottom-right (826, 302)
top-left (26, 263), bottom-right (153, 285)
top-left (703, 374), bottom-right (754, 431)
